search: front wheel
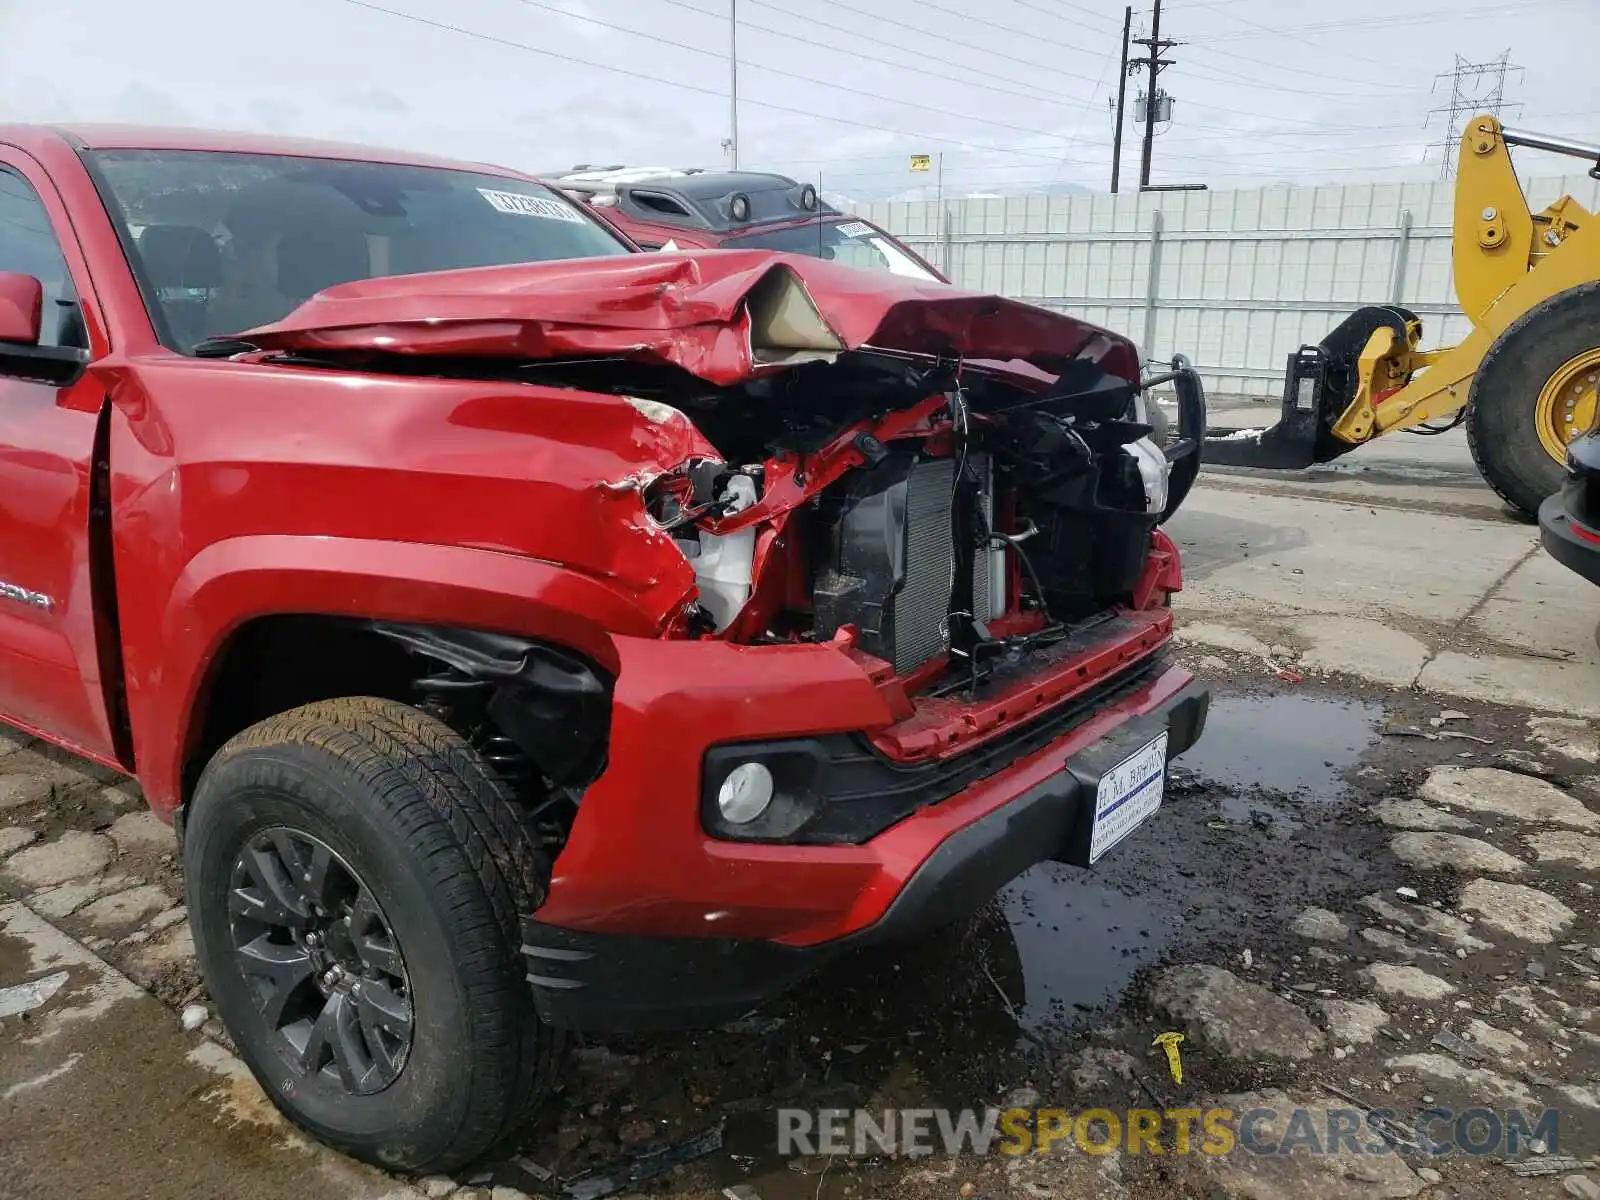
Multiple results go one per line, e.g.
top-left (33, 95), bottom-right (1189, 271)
top-left (1468, 282), bottom-right (1600, 518)
top-left (184, 697), bottom-right (558, 1174)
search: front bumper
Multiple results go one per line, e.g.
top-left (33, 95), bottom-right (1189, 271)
top-left (1540, 493), bottom-right (1600, 585)
top-left (522, 665), bottom-right (1207, 1031)
top-left (1540, 435), bottom-right (1600, 586)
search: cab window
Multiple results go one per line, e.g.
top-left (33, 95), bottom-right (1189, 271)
top-left (0, 169), bottom-right (86, 348)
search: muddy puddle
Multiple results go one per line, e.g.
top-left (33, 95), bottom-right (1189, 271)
top-left (993, 690), bottom-right (1382, 1037)
top-left (1177, 692), bottom-right (1380, 822)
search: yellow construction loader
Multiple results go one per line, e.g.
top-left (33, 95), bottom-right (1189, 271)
top-left (1202, 115), bottom-right (1600, 517)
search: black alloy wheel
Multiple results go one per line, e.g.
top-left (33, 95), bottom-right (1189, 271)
top-left (229, 828), bottom-right (413, 1096)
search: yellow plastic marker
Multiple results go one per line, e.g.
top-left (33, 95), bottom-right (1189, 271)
top-left (1153, 1031), bottom-right (1185, 1085)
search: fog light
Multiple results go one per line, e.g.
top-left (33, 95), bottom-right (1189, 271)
top-left (717, 762), bottom-right (774, 823)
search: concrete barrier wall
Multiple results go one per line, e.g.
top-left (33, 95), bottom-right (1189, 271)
top-left (860, 174), bottom-right (1600, 399)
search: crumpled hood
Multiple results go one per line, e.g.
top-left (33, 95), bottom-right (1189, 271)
top-left (241, 250), bottom-right (1139, 387)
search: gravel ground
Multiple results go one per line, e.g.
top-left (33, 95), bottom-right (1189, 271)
top-left (3, 641), bottom-right (1599, 1200)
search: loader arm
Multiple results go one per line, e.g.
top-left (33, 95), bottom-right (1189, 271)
top-left (1205, 114), bottom-right (1600, 477)
top-left (1355, 119), bottom-right (1600, 440)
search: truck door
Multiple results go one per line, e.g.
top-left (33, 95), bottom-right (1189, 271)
top-left (0, 152), bottom-right (120, 764)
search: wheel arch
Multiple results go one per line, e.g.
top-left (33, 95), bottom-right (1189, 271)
top-left (139, 534), bottom-right (650, 823)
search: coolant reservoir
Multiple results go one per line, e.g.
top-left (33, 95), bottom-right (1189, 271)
top-left (687, 475), bottom-right (759, 631)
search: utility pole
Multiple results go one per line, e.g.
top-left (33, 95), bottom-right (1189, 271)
top-left (1132, 0), bottom-right (1179, 189)
top-left (1426, 52), bottom-right (1522, 177)
top-left (728, 0), bottom-right (740, 168)
top-left (1111, 5), bottom-right (1132, 193)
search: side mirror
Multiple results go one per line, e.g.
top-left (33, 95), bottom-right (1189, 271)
top-left (0, 270), bottom-right (89, 386)
top-left (0, 271), bottom-right (43, 345)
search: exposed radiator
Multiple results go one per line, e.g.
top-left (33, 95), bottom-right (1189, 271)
top-left (891, 456), bottom-right (957, 673)
top-left (813, 452), bottom-right (993, 675)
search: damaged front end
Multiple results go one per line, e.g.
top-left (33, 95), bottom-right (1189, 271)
top-left (244, 249), bottom-right (1205, 824)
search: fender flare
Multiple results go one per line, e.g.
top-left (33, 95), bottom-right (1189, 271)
top-left (134, 534), bottom-right (666, 816)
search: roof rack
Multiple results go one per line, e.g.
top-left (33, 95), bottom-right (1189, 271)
top-left (540, 166), bottom-right (832, 232)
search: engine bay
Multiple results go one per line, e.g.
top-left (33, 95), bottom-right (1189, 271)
top-left (636, 347), bottom-right (1174, 690)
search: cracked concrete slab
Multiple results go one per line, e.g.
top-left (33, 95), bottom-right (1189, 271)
top-left (1525, 830), bottom-right (1600, 872)
top-left (1388, 831), bottom-right (1526, 875)
top-left (1361, 963), bottom-right (1456, 1000)
top-left (104, 812), bottom-right (174, 856)
top-left (1193, 1088), bottom-right (1425, 1200)
top-left (2, 832), bottom-right (114, 890)
top-left (1528, 716), bottom-right (1600, 764)
top-left (1418, 650), bottom-right (1600, 719)
top-left (1150, 965), bottom-right (1326, 1061)
top-left (1296, 616), bottom-right (1429, 687)
top-left (0, 774), bottom-right (55, 812)
top-left (1171, 487), bottom-right (1536, 626)
top-left (1385, 1053), bottom-right (1537, 1107)
top-left (1359, 894), bottom-right (1490, 951)
top-left (1288, 908), bottom-right (1350, 942)
top-left (1468, 549), bottom-right (1600, 669)
top-left (0, 827), bottom-right (39, 858)
top-left (0, 901), bottom-right (418, 1199)
top-left (1371, 800), bottom-right (1474, 832)
top-left (76, 885), bottom-right (175, 933)
top-left (1461, 1018), bottom-right (1531, 1068)
top-left (1176, 622), bottom-right (1274, 657)
top-left (1317, 999), bottom-right (1389, 1045)
top-left (1419, 767), bottom-right (1600, 829)
top-left (1458, 879), bottom-right (1576, 943)
top-left (1359, 928), bottom-right (1417, 959)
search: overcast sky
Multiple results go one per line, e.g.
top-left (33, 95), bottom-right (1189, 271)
top-left (3, 0), bottom-right (1597, 199)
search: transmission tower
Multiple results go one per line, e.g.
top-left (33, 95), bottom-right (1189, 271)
top-left (1426, 52), bottom-right (1523, 177)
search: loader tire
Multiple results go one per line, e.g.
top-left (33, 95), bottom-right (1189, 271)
top-left (1468, 282), bottom-right (1600, 519)
top-left (184, 696), bottom-right (560, 1174)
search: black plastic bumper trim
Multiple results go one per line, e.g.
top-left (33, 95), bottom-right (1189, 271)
top-left (1540, 492), bottom-right (1600, 586)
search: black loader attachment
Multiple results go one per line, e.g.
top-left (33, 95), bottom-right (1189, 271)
top-left (1201, 305), bottom-right (1419, 469)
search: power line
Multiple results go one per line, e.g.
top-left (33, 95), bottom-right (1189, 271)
top-left (655, 0), bottom-right (1104, 111)
top-left (792, 0), bottom-right (1109, 74)
top-left (1183, 43), bottom-right (1413, 89)
top-left (1002, 0), bottom-right (1122, 32)
top-left (335, 0), bottom-right (1094, 160)
top-left (498, 0), bottom-right (1111, 143)
top-left (1188, 2), bottom-right (1535, 42)
top-left (1177, 58), bottom-right (1423, 100)
top-left (1159, 0), bottom-right (1415, 72)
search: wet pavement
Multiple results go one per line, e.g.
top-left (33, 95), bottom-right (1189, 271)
top-left (4, 447), bottom-right (1600, 1197)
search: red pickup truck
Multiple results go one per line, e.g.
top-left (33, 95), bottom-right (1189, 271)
top-left (0, 123), bottom-right (1207, 1172)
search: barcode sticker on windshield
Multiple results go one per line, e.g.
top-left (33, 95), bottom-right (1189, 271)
top-left (835, 221), bottom-right (874, 238)
top-left (477, 188), bottom-right (585, 223)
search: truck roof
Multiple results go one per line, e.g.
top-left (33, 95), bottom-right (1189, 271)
top-left (0, 123), bottom-right (517, 176)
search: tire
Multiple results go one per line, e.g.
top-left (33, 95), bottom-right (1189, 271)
top-left (184, 696), bottom-right (560, 1174)
top-left (1467, 282), bottom-right (1600, 518)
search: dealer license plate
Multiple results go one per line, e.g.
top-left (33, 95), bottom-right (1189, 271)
top-left (1088, 733), bottom-right (1169, 864)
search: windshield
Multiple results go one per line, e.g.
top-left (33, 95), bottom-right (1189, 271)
top-left (726, 218), bottom-right (941, 282)
top-left (85, 149), bottom-right (631, 353)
